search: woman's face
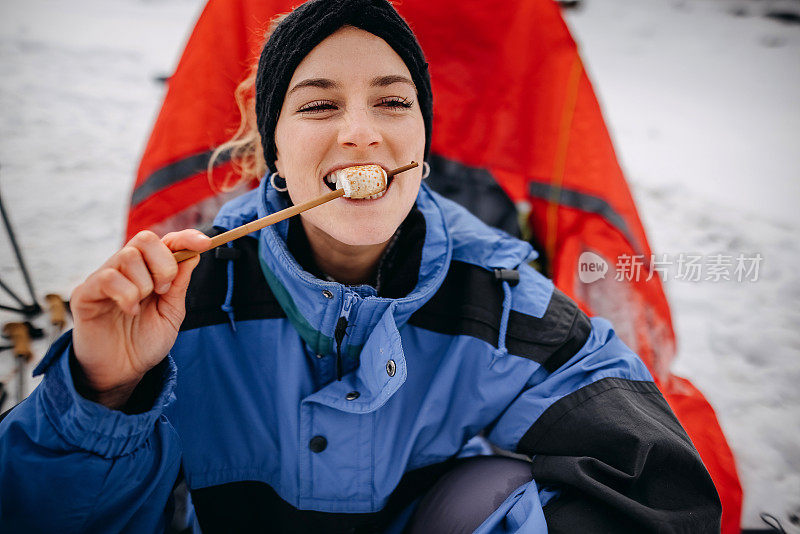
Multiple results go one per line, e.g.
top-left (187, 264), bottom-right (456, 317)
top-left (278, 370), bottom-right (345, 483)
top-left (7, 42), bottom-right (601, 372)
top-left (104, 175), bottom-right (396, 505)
top-left (274, 26), bottom-right (426, 246)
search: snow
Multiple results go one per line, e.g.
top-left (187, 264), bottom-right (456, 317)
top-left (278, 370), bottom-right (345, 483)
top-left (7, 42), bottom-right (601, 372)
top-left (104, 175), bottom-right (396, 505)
top-left (564, 0), bottom-right (800, 529)
top-left (0, 0), bottom-right (798, 529)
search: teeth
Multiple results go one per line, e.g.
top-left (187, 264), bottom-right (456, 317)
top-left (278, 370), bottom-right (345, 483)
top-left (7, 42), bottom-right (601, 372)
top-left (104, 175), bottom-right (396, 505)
top-left (364, 190), bottom-right (386, 200)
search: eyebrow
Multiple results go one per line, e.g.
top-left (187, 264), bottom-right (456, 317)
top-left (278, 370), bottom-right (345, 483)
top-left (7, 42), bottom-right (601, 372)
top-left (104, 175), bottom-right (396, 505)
top-left (370, 74), bottom-right (415, 88)
top-left (287, 75), bottom-right (415, 96)
top-left (287, 78), bottom-right (340, 95)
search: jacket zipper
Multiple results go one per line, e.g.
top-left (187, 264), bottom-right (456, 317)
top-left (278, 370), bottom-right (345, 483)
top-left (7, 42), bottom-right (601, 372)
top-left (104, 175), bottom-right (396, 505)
top-left (334, 292), bottom-right (356, 381)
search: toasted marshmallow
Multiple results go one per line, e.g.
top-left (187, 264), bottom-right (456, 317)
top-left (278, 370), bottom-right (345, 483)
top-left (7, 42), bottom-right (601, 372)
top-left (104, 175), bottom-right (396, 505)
top-left (330, 165), bottom-right (387, 199)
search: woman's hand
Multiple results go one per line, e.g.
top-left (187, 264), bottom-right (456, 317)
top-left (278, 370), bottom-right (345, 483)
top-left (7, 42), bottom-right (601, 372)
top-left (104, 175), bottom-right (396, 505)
top-left (70, 229), bottom-right (211, 409)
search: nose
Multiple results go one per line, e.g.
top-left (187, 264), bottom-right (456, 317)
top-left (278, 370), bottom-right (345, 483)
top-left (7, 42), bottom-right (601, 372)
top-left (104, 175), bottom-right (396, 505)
top-left (337, 107), bottom-right (382, 149)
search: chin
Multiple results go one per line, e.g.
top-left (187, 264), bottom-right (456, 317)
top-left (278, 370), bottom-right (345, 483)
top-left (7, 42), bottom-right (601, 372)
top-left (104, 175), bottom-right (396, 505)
top-left (322, 218), bottom-right (400, 246)
top-left (298, 189), bottom-right (415, 247)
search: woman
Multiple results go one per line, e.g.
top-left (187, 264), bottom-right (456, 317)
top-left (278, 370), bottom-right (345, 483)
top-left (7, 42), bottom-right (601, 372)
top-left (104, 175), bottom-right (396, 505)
top-left (0, 0), bottom-right (721, 532)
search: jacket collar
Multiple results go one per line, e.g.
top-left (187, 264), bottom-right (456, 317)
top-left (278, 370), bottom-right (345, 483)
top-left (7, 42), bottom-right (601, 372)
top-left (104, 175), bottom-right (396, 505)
top-left (214, 176), bottom-right (452, 359)
top-left (285, 204), bottom-right (426, 300)
top-left (211, 175), bottom-right (535, 411)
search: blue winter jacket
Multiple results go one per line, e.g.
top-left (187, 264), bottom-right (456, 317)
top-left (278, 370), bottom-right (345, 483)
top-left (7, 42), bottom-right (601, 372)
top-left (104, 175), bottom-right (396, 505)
top-left (0, 179), bottom-right (721, 533)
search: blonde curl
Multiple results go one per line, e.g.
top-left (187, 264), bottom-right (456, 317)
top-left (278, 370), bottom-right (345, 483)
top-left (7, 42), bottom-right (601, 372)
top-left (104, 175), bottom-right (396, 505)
top-left (207, 13), bottom-right (289, 191)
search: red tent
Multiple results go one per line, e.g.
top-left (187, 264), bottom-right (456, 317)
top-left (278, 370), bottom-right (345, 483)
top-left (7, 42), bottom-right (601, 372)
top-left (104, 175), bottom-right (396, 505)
top-left (127, 1), bottom-right (742, 530)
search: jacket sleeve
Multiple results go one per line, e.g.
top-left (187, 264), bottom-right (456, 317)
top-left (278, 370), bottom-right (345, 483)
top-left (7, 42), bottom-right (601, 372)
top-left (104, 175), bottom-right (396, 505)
top-left (0, 331), bottom-right (185, 533)
top-left (484, 304), bottom-right (722, 533)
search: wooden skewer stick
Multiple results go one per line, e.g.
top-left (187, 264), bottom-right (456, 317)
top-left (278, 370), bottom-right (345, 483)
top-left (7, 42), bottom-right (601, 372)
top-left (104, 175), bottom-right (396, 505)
top-left (172, 161), bottom-right (418, 263)
top-left (385, 161), bottom-right (418, 177)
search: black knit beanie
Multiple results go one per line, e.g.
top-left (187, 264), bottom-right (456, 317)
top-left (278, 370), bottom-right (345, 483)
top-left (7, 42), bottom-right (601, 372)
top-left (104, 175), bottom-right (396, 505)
top-left (255, 0), bottom-right (433, 174)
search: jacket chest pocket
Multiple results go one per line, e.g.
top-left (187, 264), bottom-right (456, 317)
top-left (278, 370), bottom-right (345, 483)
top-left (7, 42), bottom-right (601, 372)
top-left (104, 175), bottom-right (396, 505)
top-left (298, 405), bottom-right (378, 511)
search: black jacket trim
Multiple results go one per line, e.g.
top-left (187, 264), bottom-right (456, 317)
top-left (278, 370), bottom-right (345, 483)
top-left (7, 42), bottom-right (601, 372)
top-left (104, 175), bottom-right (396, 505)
top-left (190, 458), bottom-right (461, 534)
top-left (408, 261), bottom-right (591, 372)
top-left (518, 377), bottom-right (722, 533)
top-left (180, 230), bottom-right (285, 332)
top-left (0, 406), bottom-right (13, 424)
top-left (182, 232), bottom-right (592, 374)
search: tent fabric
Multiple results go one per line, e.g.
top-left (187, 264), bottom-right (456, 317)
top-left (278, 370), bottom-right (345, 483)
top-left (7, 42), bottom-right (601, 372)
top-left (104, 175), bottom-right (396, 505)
top-left (660, 376), bottom-right (743, 534)
top-left (125, 0), bottom-right (742, 531)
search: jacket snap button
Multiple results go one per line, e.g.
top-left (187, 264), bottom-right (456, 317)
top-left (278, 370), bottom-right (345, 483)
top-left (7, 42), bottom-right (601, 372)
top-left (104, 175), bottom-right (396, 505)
top-left (322, 289), bottom-right (334, 299)
top-left (345, 391), bottom-right (360, 401)
top-left (315, 353), bottom-right (324, 359)
top-left (309, 435), bottom-right (327, 453)
top-left (386, 359), bottom-right (396, 377)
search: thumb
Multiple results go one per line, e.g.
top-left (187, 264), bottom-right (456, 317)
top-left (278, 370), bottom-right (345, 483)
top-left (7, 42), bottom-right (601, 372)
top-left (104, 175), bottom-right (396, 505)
top-left (158, 230), bottom-right (210, 316)
top-left (163, 253), bottom-right (201, 302)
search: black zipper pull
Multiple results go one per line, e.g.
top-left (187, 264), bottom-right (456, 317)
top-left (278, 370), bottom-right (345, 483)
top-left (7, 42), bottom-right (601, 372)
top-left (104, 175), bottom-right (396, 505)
top-left (334, 316), bottom-right (348, 381)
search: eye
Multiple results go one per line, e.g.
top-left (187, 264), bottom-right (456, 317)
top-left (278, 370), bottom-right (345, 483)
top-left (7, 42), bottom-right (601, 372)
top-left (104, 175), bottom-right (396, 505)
top-left (297, 100), bottom-right (337, 113)
top-left (377, 96), bottom-right (413, 110)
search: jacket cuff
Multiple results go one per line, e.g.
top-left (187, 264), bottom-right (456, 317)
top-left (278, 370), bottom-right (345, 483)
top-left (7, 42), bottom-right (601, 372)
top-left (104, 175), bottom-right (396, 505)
top-left (34, 330), bottom-right (177, 459)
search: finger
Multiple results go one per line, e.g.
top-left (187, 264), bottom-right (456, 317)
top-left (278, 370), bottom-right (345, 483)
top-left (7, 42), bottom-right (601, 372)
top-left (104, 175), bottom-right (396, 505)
top-left (169, 253), bottom-right (201, 297)
top-left (126, 231), bottom-right (179, 295)
top-left (157, 232), bottom-right (208, 328)
top-left (160, 231), bottom-right (208, 297)
top-left (115, 246), bottom-right (155, 300)
top-left (78, 268), bottom-right (141, 316)
top-left (162, 229), bottom-right (212, 253)
top-left (157, 253), bottom-right (202, 330)
top-left (154, 229), bottom-right (211, 292)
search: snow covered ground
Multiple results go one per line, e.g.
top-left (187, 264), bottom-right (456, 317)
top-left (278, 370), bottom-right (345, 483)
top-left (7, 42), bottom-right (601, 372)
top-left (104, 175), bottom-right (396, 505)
top-left (0, 0), bottom-right (797, 529)
top-left (564, 1), bottom-right (800, 529)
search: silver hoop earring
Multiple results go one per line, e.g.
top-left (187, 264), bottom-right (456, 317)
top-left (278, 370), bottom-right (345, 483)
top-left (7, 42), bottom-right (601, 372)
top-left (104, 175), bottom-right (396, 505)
top-left (421, 161), bottom-right (431, 180)
top-left (269, 171), bottom-right (287, 192)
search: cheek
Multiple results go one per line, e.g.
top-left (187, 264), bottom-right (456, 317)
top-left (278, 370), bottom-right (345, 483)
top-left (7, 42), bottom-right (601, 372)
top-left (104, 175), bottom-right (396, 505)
top-left (392, 115), bottom-right (425, 161)
top-left (275, 120), bottom-right (334, 197)
top-left (276, 121), bottom-right (329, 167)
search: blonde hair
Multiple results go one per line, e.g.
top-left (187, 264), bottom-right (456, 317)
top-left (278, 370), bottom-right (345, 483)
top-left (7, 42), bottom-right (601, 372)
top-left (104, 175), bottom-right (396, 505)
top-left (207, 14), bottom-right (289, 191)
